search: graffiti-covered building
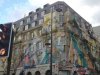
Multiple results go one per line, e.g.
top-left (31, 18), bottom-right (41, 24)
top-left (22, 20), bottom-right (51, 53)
top-left (12, 1), bottom-right (100, 75)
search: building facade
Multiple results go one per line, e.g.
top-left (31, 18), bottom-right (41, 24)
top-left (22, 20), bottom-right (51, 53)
top-left (12, 1), bottom-right (99, 75)
top-left (93, 26), bottom-right (100, 73)
top-left (93, 26), bottom-right (100, 42)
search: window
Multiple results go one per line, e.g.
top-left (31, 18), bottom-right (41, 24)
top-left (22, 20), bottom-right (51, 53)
top-left (37, 13), bottom-right (41, 18)
top-left (27, 17), bottom-right (30, 23)
top-left (36, 41), bottom-right (42, 50)
top-left (24, 35), bottom-right (27, 40)
top-left (57, 36), bottom-right (65, 45)
top-left (34, 14), bottom-right (37, 20)
top-left (34, 30), bottom-right (37, 37)
top-left (14, 37), bottom-right (16, 42)
top-left (46, 25), bottom-right (51, 32)
top-left (30, 16), bottom-right (33, 22)
top-left (35, 21), bottom-right (39, 26)
top-left (41, 11), bottom-right (44, 17)
top-left (25, 25), bottom-right (28, 30)
top-left (53, 12), bottom-right (59, 23)
top-left (81, 19), bottom-right (86, 31)
top-left (36, 29), bottom-right (42, 36)
top-left (13, 24), bottom-right (16, 28)
top-left (59, 14), bottom-right (64, 24)
top-left (45, 9), bottom-right (50, 14)
top-left (18, 35), bottom-right (21, 41)
top-left (48, 39), bottom-right (51, 44)
top-left (29, 43), bottom-right (33, 51)
top-left (39, 19), bottom-right (43, 25)
top-left (57, 37), bottom-right (60, 45)
top-left (23, 26), bottom-right (25, 31)
top-left (31, 32), bottom-right (34, 38)
top-left (39, 29), bottom-right (42, 36)
top-left (20, 21), bottom-right (23, 25)
top-left (28, 24), bottom-right (31, 29)
top-left (74, 14), bottom-right (81, 27)
top-left (23, 46), bottom-right (27, 54)
top-left (27, 32), bottom-right (30, 40)
top-left (23, 33), bottom-right (29, 40)
top-left (61, 36), bottom-right (66, 45)
top-left (31, 22), bottom-right (35, 27)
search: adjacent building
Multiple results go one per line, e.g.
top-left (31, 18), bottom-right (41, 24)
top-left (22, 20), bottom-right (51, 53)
top-left (12, 1), bottom-right (99, 75)
top-left (93, 26), bottom-right (100, 72)
top-left (93, 26), bottom-right (100, 42)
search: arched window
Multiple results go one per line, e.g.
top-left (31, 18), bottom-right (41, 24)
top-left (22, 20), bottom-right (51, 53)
top-left (73, 71), bottom-right (78, 75)
top-left (45, 70), bottom-right (50, 75)
top-left (35, 71), bottom-right (41, 75)
top-left (27, 72), bottom-right (32, 75)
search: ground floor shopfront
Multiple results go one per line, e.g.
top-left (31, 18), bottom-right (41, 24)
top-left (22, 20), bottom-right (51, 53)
top-left (14, 63), bottom-right (98, 75)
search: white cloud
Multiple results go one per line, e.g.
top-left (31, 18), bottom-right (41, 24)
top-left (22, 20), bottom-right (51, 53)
top-left (82, 0), bottom-right (100, 6)
top-left (78, 0), bottom-right (100, 26)
top-left (28, 0), bottom-right (57, 7)
top-left (76, 6), bottom-right (99, 24)
top-left (92, 9), bottom-right (100, 25)
top-left (28, 0), bottom-right (81, 8)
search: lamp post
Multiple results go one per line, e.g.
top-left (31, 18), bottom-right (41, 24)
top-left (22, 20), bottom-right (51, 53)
top-left (45, 6), bottom-right (63, 75)
top-left (50, 6), bottom-right (53, 75)
top-left (50, 6), bottom-right (63, 75)
top-left (45, 6), bottom-right (53, 75)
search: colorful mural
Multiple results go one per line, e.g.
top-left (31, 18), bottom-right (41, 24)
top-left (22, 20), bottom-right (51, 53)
top-left (12, 9), bottom-right (100, 74)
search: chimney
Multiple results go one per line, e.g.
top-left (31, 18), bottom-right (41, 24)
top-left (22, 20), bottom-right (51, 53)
top-left (29, 11), bottom-right (34, 15)
top-left (36, 8), bottom-right (42, 12)
top-left (43, 4), bottom-right (50, 8)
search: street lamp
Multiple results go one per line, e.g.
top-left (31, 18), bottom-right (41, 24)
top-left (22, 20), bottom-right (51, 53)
top-left (45, 6), bottom-right (53, 75)
top-left (50, 6), bottom-right (62, 75)
top-left (45, 5), bottom-right (62, 75)
top-left (50, 6), bottom-right (53, 75)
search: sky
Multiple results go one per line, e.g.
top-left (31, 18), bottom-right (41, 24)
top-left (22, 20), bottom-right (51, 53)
top-left (0, 0), bottom-right (100, 27)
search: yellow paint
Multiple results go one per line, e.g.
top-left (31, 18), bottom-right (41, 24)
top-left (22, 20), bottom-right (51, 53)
top-left (43, 11), bottom-right (59, 30)
top-left (56, 32), bottom-right (60, 37)
top-left (34, 30), bottom-right (38, 37)
top-left (44, 13), bottom-right (51, 27)
top-left (78, 56), bottom-right (82, 65)
top-left (69, 38), bottom-right (74, 63)
top-left (0, 57), bottom-right (7, 63)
